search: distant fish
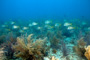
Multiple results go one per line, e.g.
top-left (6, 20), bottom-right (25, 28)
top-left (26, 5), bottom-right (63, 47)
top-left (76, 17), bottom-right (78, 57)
top-left (19, 30), bottom-right (24, 33)
top-left (88, 27), bottom-right (90, 30)
top-left (82, 22), bottom-right (87, 25)
top-left (32, 22), bottom-right (38, 26)
top-left (67, 26), bottom-right (75, 30)
top-left (23, 27), bottom-right (29, 30)
top-left (45, 25), bottom-right (54, 29)
top-left (37, 27), bottom-right (41, 30)
top-left (64, 22), bottom-right (72, 26)
top-left (1, 25), bottom-right (8, 27)
top-left (64, 19), bottom-right (67, 22)
top-left (12, 25), bottom-right (20, 29)
top-left (5, 29), bottom-right (11, 31)
top-left (45, 20), bottom-right (52, 24)
top-left (29, 24), bottom-right (33, 27)
top-left (10, 21), bottom-right (15, 25)
top-left (55, 23), bottom-right (61, 27)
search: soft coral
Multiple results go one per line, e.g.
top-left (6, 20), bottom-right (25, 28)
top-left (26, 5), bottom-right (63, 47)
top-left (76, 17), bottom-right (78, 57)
top-left (84, 45), bottom-right (90, 60)
top-left (13, 34), bottom-right (47, 60)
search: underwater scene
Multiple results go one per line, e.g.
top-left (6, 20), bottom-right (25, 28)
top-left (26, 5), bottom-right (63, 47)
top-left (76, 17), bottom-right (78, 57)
top-left (0, 0), bottom-right (90, 60)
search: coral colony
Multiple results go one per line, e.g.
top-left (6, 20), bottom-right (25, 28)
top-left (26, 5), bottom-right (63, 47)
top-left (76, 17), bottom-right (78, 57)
top-left (0, 19), bottom-right (90, 60)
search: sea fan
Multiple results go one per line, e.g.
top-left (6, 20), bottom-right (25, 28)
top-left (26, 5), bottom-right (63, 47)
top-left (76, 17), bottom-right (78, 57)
top-left (0, 35), bottom-right (6, 45)
top-left (50, 36), bottom-right (60, 49)
top-left (61, 40), bottom-right (68, 57)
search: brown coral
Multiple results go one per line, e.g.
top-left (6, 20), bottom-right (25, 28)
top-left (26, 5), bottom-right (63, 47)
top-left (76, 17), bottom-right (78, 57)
top-left (13, 34), bottom-right (47, 60)
top-left (84, 45), bottom-right (90, 60)
top-left (0, 35), bottom-right (6, 44)
top-left (50, 36), bottom-right (60, 49)
top-left (73, 37), bottom-right (86, 57)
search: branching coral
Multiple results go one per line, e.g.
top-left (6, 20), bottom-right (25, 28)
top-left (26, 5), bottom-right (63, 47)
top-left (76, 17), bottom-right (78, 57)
top-left (13, 34), bottom-right (47, 60)
top-left (3, 32), bottom-right (17, 59)
top-left (61, 40), bottom-right (68, 57)
top-left (73, 37), bottom-right (86, 57)
top-left (0, 47), bottom-right (7, 60)
top-left (49, 30), bottom-right (64, 49)
top-left (50, 36), bottom-right (60, 49)
top-left (0, 35), bottom-right (6, 45)
top-left (84, 32), bottom-right (90, 45)
top-left (84, 45), bottom-right (90, 60)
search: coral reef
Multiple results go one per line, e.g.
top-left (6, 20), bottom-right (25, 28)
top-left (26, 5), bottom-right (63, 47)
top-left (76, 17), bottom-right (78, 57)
top-left (0, 47), bottom-right (7, 60)
top-left (5, 32), bottom-right (17, 43)
top-left (73, 37), bottom-right (86, 57)
top-left (51, 56), bottom-right (59, 60)
top-left (0, 35), bottom-right (6, 45)
top-left (2, 32), bottom-right (17, 59)
top-left (44, 56), bottom-right (59, 60)
top-left (4, 42), bottom-right (15, 59)
top-left (13, 34), bottom-right (47, 60)
top-left (47, 31), bottom-right (54, 39)
top-left (84, 32), bottom-right (90, 45)
top-left (52, 49), bottom-right (57, 54)
top-left (84, 45), bottom-right (90, 60)
top-left (0, 19), bottom-right (90, 60)
top-left (50, 36), bottom-right (60, 49)
top-left (61, 40), bottom-right (68, 57)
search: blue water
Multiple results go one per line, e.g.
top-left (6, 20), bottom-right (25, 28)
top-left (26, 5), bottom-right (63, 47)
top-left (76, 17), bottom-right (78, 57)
top-left (0, 0), bottom-right (90, 60)
top-left (0, 0), bottom-right (90, 21)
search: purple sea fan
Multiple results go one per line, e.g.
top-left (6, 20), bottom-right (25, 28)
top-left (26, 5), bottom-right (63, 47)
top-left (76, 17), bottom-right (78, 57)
top-left (61, 40), bottom-right (68, 56)
top-left (84, 32), bottom-right (90, 45)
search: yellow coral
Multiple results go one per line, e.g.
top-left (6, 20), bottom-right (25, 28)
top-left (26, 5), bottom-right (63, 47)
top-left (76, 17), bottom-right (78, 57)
top-left (84, 45), bottom-right (90, 60)
top-left (51, 56), bottom-right (59, 60)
